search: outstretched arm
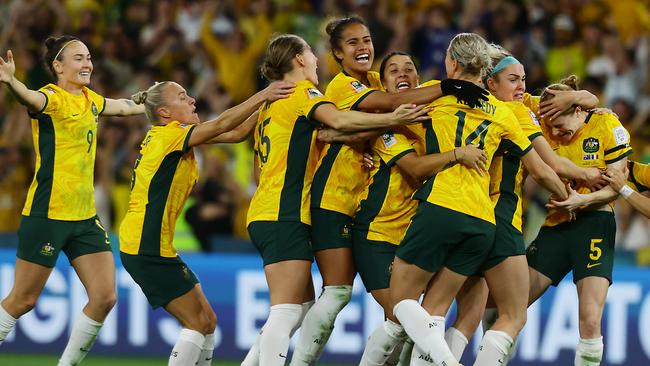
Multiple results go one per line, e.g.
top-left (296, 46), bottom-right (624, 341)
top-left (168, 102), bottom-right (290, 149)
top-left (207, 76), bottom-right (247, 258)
top-left (103, 98), bottom-right (146, 116)
top-left (206, 111), bottom-right (259, 144)
top-left (0, 50), bottom-right (46, 113)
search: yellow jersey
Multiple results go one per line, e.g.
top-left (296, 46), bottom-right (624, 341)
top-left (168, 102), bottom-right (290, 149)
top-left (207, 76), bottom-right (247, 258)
top-left (543, 112), bottom-right (632, 226)
top-left (414, 81), bottom-right (533, 224)
top-left (489, 102), bottom-right (543, 232)
top-left (247, 80), bottom-right (333, 225)
top-left (355, 126), bottom-right (425, 245)
top-left (311, 71), bottom-right (383, 217)
top-left (119, 121), bottom-right (198, 257)
top-left (628, 160), bottom-right (650, 193)
top-left (23, 83), bottom-right (105, 221)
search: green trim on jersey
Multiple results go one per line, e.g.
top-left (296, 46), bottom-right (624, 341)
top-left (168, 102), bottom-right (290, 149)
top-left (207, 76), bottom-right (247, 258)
top-left (494, 153), bottom-right (521, 227)
top-left (30, 114), bottom-right (56, 217)
top-left (139, 151), bottom-right (183, 255)
top-left (278, 116), bottom-right (315, 221)
top-left (181, 125), bottom-right (196, 154)
top-left (354, 160), bottom-right (391, 231)
top-left (311, 143), bottom-right (343, 208)
top-left (605, 149), bottom-right (632, 164)
top-left (414, 119), bottom-right (440, 201)
top-left (386, 149), bottom-right (415, 167)
top-left (629, 161), bottom-right (649, 192)
top-left (350, 90), bottom-right (377, 111)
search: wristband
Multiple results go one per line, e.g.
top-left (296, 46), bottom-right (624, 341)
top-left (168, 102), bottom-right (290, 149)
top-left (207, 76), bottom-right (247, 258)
top-left (619, 185), bottom-right (634, 199)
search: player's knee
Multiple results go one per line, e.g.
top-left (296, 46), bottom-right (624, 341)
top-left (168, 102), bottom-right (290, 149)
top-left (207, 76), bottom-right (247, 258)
top-left (207, 310), bottom-right (218, 334)
top-left (579, 315), bottom-right (601, 338)
top-left (11, 293), bottom-right (38, 315)
top-left (89, 290), bottom-right (117, 315)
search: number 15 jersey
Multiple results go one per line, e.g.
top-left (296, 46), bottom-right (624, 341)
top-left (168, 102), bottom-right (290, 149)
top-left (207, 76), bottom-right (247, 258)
top-left (414, 81), bottom-right (532, 224)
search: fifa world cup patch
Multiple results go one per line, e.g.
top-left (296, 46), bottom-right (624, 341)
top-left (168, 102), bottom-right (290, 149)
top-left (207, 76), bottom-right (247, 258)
top-left (613, 126), bottom-right (629, 145)
top-left (307, 88), bottom-right (323, 98)
top-left (382, 132), bottom-right (397, 148)
top-left (528, 110), bottom-right (540, 126)
top-left (350, 81), bottom-right (367, 93)
top-left (582, 137), bottom-right (599, 153)
top-left (40, 243), bottom-right (55, 256)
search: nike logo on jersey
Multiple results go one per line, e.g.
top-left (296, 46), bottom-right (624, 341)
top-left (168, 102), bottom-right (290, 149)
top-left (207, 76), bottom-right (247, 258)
top-left (587, 262), bottom-right (601, 269)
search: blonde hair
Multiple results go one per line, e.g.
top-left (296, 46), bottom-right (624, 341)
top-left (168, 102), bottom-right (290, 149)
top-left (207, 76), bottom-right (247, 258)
top-left (131, 81), bottom-right (171, 123)
top-left (540, 75), bottom-right (580, 116)
top-left (447, 33), bottom-right (491, 79)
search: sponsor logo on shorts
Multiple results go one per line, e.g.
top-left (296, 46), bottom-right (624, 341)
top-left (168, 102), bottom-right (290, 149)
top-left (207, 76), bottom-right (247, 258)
top-left (40, 243), bottom-right (55, 257)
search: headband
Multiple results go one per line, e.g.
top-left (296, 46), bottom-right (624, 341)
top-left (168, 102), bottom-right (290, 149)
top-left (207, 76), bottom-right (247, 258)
top-left (489, 56), bottom-right (520, 77)
top-left (53, 40), bottom-right (79, 61)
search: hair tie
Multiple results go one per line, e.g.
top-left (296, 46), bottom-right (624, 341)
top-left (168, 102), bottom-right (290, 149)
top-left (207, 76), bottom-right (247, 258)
top-left (489, 56), bottom-right (520, 77)
top-left (53, 40), bottom-right (79, 61)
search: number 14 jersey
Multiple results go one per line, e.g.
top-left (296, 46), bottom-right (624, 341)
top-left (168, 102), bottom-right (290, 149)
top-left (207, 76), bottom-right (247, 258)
top-left (414, 81), bottom-right (532, 225)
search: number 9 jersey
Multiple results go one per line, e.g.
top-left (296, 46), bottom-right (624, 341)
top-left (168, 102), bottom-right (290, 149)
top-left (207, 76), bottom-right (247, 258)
top-left (22, 83), bottom-right (105, 221)
top-left (247, 80), bottom-right (334, 226)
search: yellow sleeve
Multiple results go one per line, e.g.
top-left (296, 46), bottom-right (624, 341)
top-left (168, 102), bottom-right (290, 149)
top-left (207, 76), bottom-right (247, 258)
top-left (326, 73), bottom-right (378, 110)
top-left (602, 115), bottom-right (632, 164)
top-left (628, 160), bottom-right (650, 193)
top-left (165, 123), bottom-right (197, 154)
top-left (35, 85), bottom-right (63, 116)
top-left (303, 87), bottom-right (335, 122)
top-left (522, 93), bottom-right (541, 119)
top-left (419, 79), bottom-right (441, 88)
top-left (501, 110), bottom-right (533, 157)
top-left (372, 131), bottom-right (416, 167)
top-left (509, 102), bottom-right (543, 140)
top-left (86, 88), bottom-right (106, 115)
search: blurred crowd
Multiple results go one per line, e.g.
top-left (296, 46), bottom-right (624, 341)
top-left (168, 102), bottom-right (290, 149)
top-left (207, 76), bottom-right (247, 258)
top-left (0, 0), bottom-right (649, 261)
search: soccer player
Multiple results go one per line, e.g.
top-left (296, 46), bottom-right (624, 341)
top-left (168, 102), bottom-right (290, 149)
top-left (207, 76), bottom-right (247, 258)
top-left (605, 161), bottom-right (650, 217)
top-left (528, 76), bottom-right (631, 366)
top-left (384, 33), bottom-right (569, 366)
top-left (319, 51), bottom-right (489, 366)
top-left (0, 36), bottom-right (145, 366)
top-left (120, 79), bottom-right (294, 366)
top-left (292, 17), bottom-right (489, 365)
top-left (243, 34), bottom-right (431, 366)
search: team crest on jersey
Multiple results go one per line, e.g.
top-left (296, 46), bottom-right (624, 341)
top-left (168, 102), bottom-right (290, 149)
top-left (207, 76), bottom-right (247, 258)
top-left (582, 137), bottom-right (599, 153)
top-left (350, 81), bottom-right (367, 93)
top-left (382, 132), bottom-right (397, 148)
top-left (91, 102), bottom-right (98, 117)
top-left (40, 243), bottom-right (55, 257)
top-left (528, 110), bottom-right (540, 126)
top-left (307, 88), bottom-right (323, 99)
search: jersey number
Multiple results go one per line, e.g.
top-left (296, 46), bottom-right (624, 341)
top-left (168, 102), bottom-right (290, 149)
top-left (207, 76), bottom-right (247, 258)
top-left (454, 111), bottom-right (491, 149)
top-left (589, 238), bottom-right (603, 261)
top-left (257, 117), bottom-right (271, 165)
top-left (86, 130), bottom-right (94, 153)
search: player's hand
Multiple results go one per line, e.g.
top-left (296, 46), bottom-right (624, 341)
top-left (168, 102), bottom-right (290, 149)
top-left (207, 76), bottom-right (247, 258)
top-left (539, 89), bottom-right (576, 120)
top-left (581, 167), bottom-right (608, 191)
top-left (603, 165), bottom-right (629, 192)
top-left (391, 104), bottom-right (432, 125)
top-left (455, 144), bottom-right (488, 176)
top-left (592, 107), bottom-right (619, 119)
top-left (263, 81), bottom-right (295, 102)
top-left (546, 184), bottom-right (584, 212)
top-left (362, 152), bottom-right (375, 169)
top-left (440, 79), bottom-right (489, 108)
top-left (0, 50), bottom-right (16, 83)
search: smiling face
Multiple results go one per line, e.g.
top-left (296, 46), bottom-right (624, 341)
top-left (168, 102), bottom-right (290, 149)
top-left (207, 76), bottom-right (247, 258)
top-left (160, 82), bottom-right (199, 124)
top-left (53, 41), bottom-right (93, 86)
top-left (487, 63), bottom-right (526, 102)
top-left (334, 22), bottom-right (374, 76)
top-left (381, 54), bottom-right (419, 93)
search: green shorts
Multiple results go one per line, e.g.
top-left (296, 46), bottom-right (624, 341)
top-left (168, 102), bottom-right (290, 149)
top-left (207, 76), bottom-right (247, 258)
top-left (481, 219), bottom-right (526, 271)
top-left (352, 228), bottom-right (397, 292)
top-left (310, 208), bottom-right (353, 251)
top-left (17, 215), bottom-right (111, 268)
top-left (527, 211), bottom-right (616, 286)
top-left (120, 253), bottom-right (198, 309)
top-left (396, 202), bottom-right (495, 276)
top-left (248, 221), bottom-right (313, 266)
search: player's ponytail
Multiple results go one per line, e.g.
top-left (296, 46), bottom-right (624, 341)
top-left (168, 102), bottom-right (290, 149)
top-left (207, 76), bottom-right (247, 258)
top-left (447, 33), bottom-right (491, 79)
top-left (261, 34), bottom-right (307, 81)
top-left (131, 81), bottom-right (170, 123)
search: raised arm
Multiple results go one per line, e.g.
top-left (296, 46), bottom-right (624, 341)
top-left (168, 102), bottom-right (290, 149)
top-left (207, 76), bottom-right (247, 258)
top-left (317, 128), bottom-right (385, 144)
top-left (312, 103), bottom-right (430, 132)
top-left (187, 81), bottom-right (294, 147)
top-left (0, 50), bottom-right (46, 113)
top-left (357, 79), bottom-right (488, 112)
top-left (521, 148), bottom-right (569, 200)
top-left (206, 110), bottom-right (259, 144)
top-left (103, 98), bottom-right (146, 116)
top-left (539, 89), bottom-right (599, 120)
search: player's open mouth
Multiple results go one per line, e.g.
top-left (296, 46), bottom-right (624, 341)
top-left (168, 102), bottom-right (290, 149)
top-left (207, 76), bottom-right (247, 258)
top-left (355, 54), bottom-right (370, 63)
top-left (397, 81), bottom-right (410, 90)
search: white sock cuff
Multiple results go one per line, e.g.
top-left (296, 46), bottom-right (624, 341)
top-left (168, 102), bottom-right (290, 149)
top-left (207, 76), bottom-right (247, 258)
top-left (485, 330), bottom-right (514, 354)
top-left (446, 326), bottom-right (468, 344)
top-left (202, 333), bottom-right (216, 350)
top-left (384, 319), bottom-right (406, 339)
top-left (78, 312), bottom-right (103, 328)
top-left (0, 304), bottom-right (17, 322)
top-left (270, 303), bottom-right (303, 314)
top-left (179, 328), bottom-right (206, 348)
top-left (322, 285), bottom-right (353, 301)
top-left (393, 299), bottom-right (419, 318)
top-left (301, 300), bottom-right (315, 313)
top-left (579, 336), bottom-right (603, 346)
